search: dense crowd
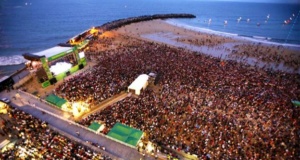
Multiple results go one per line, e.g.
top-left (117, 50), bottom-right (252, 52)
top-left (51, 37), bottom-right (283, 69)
top-left (231, 43), bottom-right (300, 70)
top-left (0, 107), bottom-right (112, 160)
top-left (175, 36), bottom-right (300, 72)
top-left (55, 35), bottom-right (144, 104)
top-left (176, 35), bottom-right (236, 47)
top-left (56, 33), bottom-right (300, 159)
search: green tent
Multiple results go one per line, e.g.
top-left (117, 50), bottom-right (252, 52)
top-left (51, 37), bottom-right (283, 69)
top-left (107, 123), bottom-right (143, 147)
top-left (56, 99), bottom-right (67, 109)
top-left (88, 122), bottom-right (103, 132)
top-left (45, 94), bottom-right (67, 109)
top-left (45, 94), bottom-right (58, 105)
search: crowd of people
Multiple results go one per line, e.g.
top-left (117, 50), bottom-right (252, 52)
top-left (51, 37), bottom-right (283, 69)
top-left (231, 43), bottom-right (300, 71)
top-left (175, 36), bottom-right (300, 72)
top-left (0, 107), bottom-right (112, 160)
top-left (56, 32), bottom-right (300, 159)
top-left (176, 35), bottom-right (236, 47)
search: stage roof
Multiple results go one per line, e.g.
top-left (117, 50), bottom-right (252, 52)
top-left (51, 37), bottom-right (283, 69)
top-left (33, 46), bottom-right (73, 58)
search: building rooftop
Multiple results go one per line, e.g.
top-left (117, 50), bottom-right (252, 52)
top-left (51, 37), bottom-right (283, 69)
top-left (33, 46), bottom-right (73, 58)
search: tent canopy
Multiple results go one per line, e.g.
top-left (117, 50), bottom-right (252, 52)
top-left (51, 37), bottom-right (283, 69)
top-left (128, 74), bottom-right (149, 95)
top-left (45, 94), bottom-right (67, 109)
top-left (33, 46), bottom-right (73, 58)
top-left (23, 46), bottom-right (73, 61)
top-left (88, 122), bottom-right (103, 132)
top-left (107, 123), bottom-right (143, 147)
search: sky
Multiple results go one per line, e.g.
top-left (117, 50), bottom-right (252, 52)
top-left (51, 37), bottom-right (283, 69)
top-left (212, 0), bottom-right (300, 3)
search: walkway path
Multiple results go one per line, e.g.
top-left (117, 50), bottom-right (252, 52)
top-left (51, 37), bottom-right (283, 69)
top-left (0, 90), bottom-right (155, 160)
top-left (78, 92), bottom-right (129, 120)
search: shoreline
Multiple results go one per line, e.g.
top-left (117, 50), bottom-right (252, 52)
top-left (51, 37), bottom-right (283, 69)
top-left (1, 14), bottom-right (197, 76)
top-left (1, 15), bottom-right (299, 77)
top-left (2, 14), bottom-right (300, 76)
top-left (116, 19), bottom-right (300, 74)
top-left (97, 13), bottom-right (196, 31)
top-left (165, 19), bottom-right (300, 49)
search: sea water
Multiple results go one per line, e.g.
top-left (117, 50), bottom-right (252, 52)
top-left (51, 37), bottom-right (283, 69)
top-left (0, 0), bottom-right (299, 75)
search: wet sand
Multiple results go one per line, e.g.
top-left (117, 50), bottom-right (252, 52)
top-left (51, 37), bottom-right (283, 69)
top-left (116, 20), bottom-right (300, 74)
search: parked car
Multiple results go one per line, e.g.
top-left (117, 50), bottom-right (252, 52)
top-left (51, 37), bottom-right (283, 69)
top-left (1, 98), bottom-right (10, 104)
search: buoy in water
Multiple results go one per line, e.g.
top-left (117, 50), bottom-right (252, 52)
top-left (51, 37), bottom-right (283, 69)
top-left (284, 19), bottom-right (291, 25)
top-left (224, 20), bottom-right (228, 25)
top-left (237, 17), bottom-right (242, 23)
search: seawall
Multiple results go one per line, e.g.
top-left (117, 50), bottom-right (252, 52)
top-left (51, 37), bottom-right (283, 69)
top-left (97, 13), bottom-right (196, 31)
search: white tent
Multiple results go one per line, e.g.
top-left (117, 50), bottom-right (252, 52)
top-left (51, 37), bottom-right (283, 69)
top-left (33, 46), bottom-right (73, 58)
top-left (128, 74), bottom-right (149, 95)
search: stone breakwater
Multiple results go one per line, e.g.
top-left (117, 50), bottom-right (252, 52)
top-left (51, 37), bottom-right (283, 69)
top-left (64, 14), bottom-right (195, 45)
top-left (97, 14), bottom-right (196, 31)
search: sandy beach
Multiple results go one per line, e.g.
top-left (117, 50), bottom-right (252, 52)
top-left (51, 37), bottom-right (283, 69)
top-left (116, 19), bottom-right (300, 73)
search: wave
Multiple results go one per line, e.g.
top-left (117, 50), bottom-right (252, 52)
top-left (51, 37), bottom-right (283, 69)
top-left (0, 55), bottom-right (26, 66)
top-left (252, 36), bottom-right (272, 40)
top-left (242, 36), bottom-right (300, 48)
top-left (165, 19), bottom-right (300, 48)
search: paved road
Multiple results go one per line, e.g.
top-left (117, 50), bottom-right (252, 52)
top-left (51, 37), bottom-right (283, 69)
top-left (0, 90), bottom-right (156, 160)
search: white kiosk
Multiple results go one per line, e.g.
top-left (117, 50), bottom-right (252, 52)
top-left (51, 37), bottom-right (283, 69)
top-left (128, 74), bottom-right (149, 95)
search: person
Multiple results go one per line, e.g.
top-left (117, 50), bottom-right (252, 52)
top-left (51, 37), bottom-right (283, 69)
top-left (0, 106), bottom-right (113, 159)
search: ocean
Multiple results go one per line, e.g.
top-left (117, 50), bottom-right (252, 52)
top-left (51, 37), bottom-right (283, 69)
top-left (0, 0), bottom-right (299, 76)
